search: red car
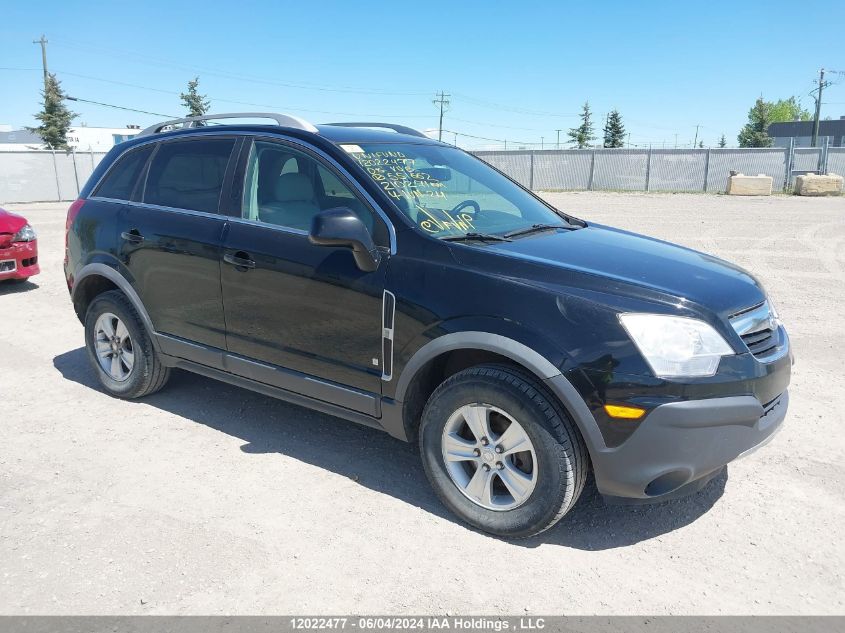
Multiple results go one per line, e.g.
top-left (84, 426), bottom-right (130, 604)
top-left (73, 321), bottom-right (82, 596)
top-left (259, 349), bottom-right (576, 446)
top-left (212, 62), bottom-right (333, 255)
top-left (0, 208), bottom-right (39, 283)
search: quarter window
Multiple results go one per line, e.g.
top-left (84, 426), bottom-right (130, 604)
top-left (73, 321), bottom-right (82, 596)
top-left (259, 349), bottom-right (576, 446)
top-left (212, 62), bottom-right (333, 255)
top-left (143, 139), bottom-right (236, 214)
top-left (94, 145), bottom-right (153, 201)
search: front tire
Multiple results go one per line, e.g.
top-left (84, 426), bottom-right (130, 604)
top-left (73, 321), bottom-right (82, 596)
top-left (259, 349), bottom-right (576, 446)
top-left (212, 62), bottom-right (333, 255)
top-left (420, 364), bottom-right (588, 538)
top-left (84, 290), bottom-right (170, 398)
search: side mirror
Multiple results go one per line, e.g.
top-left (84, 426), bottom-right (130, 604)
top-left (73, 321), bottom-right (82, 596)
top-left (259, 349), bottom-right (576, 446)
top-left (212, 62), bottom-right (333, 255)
top-left (309, 208), bottom-right (381, 273)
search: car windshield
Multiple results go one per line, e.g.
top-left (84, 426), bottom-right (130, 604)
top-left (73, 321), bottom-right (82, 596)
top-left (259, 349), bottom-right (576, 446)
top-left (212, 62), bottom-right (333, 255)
top-left (342, 142), bottom-right (573, 238)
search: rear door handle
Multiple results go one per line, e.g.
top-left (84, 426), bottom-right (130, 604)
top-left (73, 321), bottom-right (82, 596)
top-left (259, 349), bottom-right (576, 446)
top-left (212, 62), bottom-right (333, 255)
top-left (120, 229), bottom-right (144, 244)
top-left (223, 252), bottom-right (256, 269)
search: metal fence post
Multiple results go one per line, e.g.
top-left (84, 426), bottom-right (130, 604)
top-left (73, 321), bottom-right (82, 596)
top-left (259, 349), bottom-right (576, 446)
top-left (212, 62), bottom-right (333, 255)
top-left (702, 148), bottom-right (711, 192)
top-left (71, 150), bottom-right (81, 195)
top-left (529, 150), bottom-right (535, 190)
top-left (822, 136), bottom-right (830, 174)
top-left (644, 147), bottom-right (652, 191)
top-left (784, 139), bottom-right (794, 191)
top-left (50, 149), bottom-right (62, 201)
top-left (587, 150), bottom-right (596, 190)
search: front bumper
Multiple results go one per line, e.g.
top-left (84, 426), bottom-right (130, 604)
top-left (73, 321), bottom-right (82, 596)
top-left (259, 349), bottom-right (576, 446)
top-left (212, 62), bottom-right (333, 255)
top-left (0, 240), bottom-right (39, 281)
top-left (592, 390), bottom-right (788, 500)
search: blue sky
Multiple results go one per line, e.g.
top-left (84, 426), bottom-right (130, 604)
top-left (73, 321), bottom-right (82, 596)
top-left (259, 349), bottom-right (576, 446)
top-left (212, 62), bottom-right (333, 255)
top-left (1, 0), bottom-right (841, 149)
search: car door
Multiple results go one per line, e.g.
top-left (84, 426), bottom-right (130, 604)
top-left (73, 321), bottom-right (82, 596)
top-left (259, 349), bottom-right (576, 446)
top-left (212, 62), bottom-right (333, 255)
top-left (220, 137), bottom-right (390, 406)
top-left (119, 136), bottom-right (239, 353)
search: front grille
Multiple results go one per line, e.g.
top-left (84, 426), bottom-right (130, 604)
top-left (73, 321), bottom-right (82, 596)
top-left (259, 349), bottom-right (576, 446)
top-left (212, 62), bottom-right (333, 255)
top-left (730, 301), bottom-right (780, 359)
top-left (740, 328), bottom-right (778, 357)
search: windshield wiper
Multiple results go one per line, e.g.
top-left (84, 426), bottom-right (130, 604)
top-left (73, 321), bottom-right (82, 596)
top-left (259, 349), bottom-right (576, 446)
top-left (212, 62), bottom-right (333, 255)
top-left (503, 223), bottom-right (574, 239)
top-left (441, 232), bottom-right (512, 243)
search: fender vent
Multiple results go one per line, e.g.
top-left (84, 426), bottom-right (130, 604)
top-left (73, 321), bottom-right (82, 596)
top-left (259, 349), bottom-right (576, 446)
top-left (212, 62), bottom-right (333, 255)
top-left (381, 291), bottom-right (396, 381)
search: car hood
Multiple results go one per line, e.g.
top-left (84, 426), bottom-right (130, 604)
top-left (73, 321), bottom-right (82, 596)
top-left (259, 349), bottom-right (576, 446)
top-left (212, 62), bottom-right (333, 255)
top-left (0, 208), bottom-right (27, 234)
top-left (464, 224), bottom-right (766, 315)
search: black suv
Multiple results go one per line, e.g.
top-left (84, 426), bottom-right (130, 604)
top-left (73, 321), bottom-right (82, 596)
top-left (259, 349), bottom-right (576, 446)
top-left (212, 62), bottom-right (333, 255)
top-left (64, 113), bottom-right (791, 537)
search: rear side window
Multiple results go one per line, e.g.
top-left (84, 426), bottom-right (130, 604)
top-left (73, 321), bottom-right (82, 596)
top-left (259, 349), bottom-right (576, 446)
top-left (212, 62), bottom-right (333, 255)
top-left (143, 139), bottom-right (235, 213)
top-left (94, 145), bottom-right (153, 201)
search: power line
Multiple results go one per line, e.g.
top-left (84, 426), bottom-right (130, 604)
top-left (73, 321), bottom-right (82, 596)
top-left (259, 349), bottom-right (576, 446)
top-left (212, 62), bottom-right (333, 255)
top-left (451, 92), bottom-right (580, 118)
top-left (50, 38), bottom-right (431, 97)
top-left (66, 96), bottom-right (177, 118)
top-left (0, 67), bottom-right (437, 120)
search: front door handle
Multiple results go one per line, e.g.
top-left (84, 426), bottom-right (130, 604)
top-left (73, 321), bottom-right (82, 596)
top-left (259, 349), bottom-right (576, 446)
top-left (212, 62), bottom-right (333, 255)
top-left (223, 252), bottom-right (256, 270)
top-left (120, 229), bottom-right (144, 244)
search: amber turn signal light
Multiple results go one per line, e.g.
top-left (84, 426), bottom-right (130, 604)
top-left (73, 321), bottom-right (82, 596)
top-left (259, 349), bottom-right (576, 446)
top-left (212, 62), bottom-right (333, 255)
top-left (604, 404), bottom-right (646, 420)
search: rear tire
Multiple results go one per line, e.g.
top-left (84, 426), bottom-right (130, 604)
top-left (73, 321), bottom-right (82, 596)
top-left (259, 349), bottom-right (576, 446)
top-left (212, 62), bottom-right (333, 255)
top-left (419, 364), bottom-right (588, 538)
top-left (84, 290), bottom-right (170, 398)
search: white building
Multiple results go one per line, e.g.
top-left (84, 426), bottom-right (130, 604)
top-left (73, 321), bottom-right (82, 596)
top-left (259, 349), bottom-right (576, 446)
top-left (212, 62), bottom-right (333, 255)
top-left (64, 125), bottom-right (142, 151)
top-left (0, 125), bottom-right (142, 151)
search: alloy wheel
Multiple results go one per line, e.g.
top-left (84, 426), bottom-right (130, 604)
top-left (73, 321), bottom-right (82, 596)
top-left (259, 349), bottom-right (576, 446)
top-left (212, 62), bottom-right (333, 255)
top-left (94, 312), bottom-right (135, 382)
top-left (441, 404), bottom-right (538, 511)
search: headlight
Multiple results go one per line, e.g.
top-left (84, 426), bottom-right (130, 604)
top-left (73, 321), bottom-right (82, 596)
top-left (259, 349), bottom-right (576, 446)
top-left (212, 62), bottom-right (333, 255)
top-left (619, 313), bottom-right (734, 378)
top-left (767, 298), bottom-right (782, 326)
top-left (12, 224), bottom-right (37, 242)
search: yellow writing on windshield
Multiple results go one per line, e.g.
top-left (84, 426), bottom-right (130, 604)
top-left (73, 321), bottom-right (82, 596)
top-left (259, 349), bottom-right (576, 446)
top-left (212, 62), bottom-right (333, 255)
top-left (417, 206), bottom-right (475, 234)
top-left (352, 151), bottom-right (449, 204)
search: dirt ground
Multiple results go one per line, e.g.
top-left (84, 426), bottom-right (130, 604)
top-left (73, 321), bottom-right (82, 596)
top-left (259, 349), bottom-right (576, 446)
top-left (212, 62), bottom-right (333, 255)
top-left (1, 192), bottom-right (843, 615)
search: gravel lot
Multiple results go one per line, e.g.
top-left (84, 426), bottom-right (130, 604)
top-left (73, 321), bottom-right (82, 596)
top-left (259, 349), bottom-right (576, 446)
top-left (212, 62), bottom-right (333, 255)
top-left (1, 192), bottom-right (843, 615)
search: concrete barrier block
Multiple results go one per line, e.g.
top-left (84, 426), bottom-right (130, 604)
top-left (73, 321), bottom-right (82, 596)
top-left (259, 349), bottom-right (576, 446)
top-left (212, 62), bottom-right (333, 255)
top-left (726, 173), bottom-right (773, 196)
top-left (793, 173), bottom-right (843, 196)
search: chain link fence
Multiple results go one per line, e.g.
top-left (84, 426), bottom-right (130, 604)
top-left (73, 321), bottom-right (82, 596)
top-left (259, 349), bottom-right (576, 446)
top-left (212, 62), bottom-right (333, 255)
top-left (0, 150), bottom-right (108, 204)
top-left (475, 144), bottom-right (841, 193)
top-left (1, 144), bottom-right (842, 205)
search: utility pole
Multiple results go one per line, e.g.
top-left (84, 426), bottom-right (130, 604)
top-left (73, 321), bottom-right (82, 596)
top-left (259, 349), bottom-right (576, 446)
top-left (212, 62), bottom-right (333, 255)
top-left (540, 136), bottom-right (544, 149)
top-left (555, 129), bottom-right (561, 149)
top-left (692, 124), bottom-right (700, 149)
top-left (33, 34), bottom-right (48, 85)
top-left (811, 68), bottom-right (830, 147)
top-left (433, 91), bottom-right (450, 142)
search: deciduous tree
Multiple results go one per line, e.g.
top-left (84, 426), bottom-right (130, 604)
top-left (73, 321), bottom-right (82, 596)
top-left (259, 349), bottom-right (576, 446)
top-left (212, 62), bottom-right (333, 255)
top-left (770, 96), bottom-right (811, 122)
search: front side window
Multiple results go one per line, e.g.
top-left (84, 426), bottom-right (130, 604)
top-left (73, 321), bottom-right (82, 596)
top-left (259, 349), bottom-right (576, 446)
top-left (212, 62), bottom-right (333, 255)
top-left (241, 140), bottom-right (382, 240)
top-left (94, 145), bottom-right (153, 201)
top-left (143, 138), bottom-right (235, 213)
top-left (342, 143), bottom-right (571, 237)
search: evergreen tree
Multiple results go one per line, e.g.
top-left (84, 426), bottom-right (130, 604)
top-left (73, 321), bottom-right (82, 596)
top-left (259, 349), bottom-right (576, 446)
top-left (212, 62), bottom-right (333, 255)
top-left (568, 101), bottom-right (596, 149)
top-left (698, 140), bottom-right (704, 148)
top-left (180, 77), bottom-right (211, 118)
top-left (602, 109), bottom-right (625, 148)
top-left (28, 73), bottom-right (76, 149)
top-left (718, 134), bottom-right (727, 148)
top-left (737, 97), bottom-right (774, 147)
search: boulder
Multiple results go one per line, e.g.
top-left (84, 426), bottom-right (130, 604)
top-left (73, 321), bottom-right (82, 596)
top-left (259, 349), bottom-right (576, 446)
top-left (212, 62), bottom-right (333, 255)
top-left (793, 173), bottom-right (843, 196)
top-left (726, 173), bottom-right (773, 196)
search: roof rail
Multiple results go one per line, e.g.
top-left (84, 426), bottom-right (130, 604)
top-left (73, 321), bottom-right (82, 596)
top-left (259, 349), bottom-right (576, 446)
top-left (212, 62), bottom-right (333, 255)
top-left (138, 112), bottom-right (318, 137)
top-left (326, 122), bottom-right (428, 138)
